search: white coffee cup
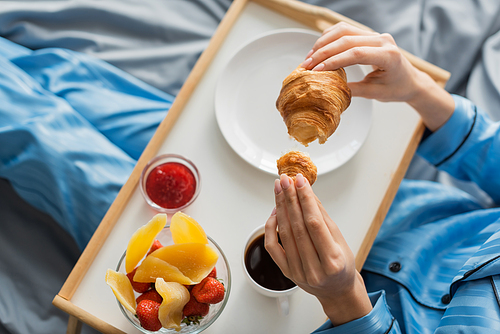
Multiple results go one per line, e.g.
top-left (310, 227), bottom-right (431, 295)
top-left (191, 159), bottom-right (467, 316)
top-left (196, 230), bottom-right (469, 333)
top-left (242, 224), bottom-right (298, 316)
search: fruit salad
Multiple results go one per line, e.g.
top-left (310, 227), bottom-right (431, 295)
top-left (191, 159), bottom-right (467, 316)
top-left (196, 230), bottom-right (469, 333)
top-left (105, 212), bottom-right (227, 332)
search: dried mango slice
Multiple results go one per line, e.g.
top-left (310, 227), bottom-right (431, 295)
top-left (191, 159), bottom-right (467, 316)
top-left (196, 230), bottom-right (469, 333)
top-left (170, 211), bottom-right (208, 244)
top-left (150, 243), bottom-right (218, 283)
top-left (155, 278), bottom-right (190, 331)
top-left (125, 214), bottom-right (166, 273)
top-left (133, 255), bottom-right (194, 285)
top-left (105, 269), bottom-right (136, 315)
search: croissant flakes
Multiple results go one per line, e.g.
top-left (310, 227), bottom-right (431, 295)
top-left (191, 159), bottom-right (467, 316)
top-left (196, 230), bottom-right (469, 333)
top-left (276, 66), bottom-right (351, 146)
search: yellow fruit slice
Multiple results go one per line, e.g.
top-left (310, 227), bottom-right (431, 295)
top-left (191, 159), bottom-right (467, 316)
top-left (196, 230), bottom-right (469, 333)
top-left (125, 213), bottom-right (166, 273)
top-left (155, 278), bottom-right (190, 331)
top-left (105, 269), bottom-right (136, 315)
top-left (150, 243), bottom-right (218, 283)
top-left (170, 212), bottom-right (208, 244)
top-left (133, 255), bottom-right (194, 285)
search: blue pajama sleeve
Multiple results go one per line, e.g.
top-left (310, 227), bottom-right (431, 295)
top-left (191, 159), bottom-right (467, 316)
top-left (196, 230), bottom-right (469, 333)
top-left (312, 291), bottom-right (401, 334)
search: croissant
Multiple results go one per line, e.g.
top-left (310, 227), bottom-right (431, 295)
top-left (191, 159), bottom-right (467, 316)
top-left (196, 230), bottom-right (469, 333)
top-left (276, 66), bottom-right (351, 146)
top-left (277, 150), bottom-right (317, 186)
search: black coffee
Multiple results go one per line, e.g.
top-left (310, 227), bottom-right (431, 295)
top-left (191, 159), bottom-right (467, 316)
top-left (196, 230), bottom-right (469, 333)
top-left (244, 234), bottom-right (296, 291)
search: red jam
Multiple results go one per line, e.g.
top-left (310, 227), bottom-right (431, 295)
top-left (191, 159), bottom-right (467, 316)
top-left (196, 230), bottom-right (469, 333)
top-left (145, 162), bottom-right (196, 209)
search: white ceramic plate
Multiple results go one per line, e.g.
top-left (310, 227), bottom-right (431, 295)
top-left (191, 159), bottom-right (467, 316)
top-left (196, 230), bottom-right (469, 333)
top-left (215, 28), bottom-right (373, 175)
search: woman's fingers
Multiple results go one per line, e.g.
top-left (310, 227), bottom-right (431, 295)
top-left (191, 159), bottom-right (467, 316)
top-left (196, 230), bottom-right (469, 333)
top-left (273, 177), bottom-right (304, 279)
top-left (294, 174), bottom-right (345, 274)
top-left (311, 42), bottom-right (398, 73)
top-left (317, 22), bottom-right (377, 51)
top-left (279, 174), bottom-right (323, 279)
top-left (270, 174), bottom-right (355, 288)
top-left (347, 79), bottom-right (388, 100)
top-left (294, 174), bottom-right (335, 249)
top-left (264, 209), bottom-right (290, 275)
top-left (302, 22), bottom-right (378, 69)
top-left (303, 35), bottom-right (385, 70)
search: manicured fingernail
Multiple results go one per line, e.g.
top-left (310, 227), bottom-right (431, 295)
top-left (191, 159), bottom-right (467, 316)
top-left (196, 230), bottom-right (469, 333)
top-left (274, 179), bottom-right (282, 194)
top-left (271, 207), bottom-right (276, 216)
top-left (312, 63), bottom-right (325, 71)
top-left (295, 173), bottom-right (305, 188)
top-left (280, 174), bottom-right (291, 190)
top-left (301, 57), bottom-right (313, 68)
top-left (305, 49), bottom-right (314, 59)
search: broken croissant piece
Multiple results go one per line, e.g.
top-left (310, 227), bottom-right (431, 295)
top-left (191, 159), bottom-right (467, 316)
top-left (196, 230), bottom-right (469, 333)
top-left (276, 66), bottom-right (351, 146)
top-left (277, 150), bottom-right (317, 186)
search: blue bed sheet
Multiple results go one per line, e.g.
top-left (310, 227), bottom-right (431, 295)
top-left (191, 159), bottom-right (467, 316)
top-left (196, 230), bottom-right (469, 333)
top-left (0, 37), bottom-right (174, 250)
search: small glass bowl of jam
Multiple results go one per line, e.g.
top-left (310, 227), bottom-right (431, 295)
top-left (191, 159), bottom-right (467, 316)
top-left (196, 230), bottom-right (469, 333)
top-left (140, 154), bottom-right (201, 213)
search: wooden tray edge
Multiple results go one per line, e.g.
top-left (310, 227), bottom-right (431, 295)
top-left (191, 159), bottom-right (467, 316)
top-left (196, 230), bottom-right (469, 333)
top-left (53, 294), bottom-right (126, 334)
top-left (354, 120), bottom-right (425, 270)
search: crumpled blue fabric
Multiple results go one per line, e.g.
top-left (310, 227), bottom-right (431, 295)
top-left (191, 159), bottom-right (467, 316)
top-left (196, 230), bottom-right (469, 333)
top-left (0, 37), bottom-right (174, 249)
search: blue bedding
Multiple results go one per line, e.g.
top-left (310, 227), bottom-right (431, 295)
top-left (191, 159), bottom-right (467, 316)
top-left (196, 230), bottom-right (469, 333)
top-left (0, 38), bottom-right (174, 249)
top-left (0, 1), bottom-right (499, 333)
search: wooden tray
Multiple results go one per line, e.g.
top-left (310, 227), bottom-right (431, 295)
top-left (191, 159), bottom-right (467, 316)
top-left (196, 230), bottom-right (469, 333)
top-left (53, 1), bottom-right (450, 333)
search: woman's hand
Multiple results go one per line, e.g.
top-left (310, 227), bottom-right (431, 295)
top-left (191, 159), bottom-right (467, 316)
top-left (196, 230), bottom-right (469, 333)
top-left (301, 22), bottom-right (455, 131)
top-left (265, 173), bottom-right (372, 326)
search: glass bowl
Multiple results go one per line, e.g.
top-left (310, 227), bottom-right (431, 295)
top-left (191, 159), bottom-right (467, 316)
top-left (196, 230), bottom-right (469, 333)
top-left (140, 154), bottom-right (201, 214)
top-left (116, 227), bottom-right (231, 333)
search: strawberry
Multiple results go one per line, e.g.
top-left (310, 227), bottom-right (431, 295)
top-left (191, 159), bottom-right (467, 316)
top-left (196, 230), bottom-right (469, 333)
top-left (207, 267), bottom-right (217, 278)
top-left (136, 300), bottom-right (162, 332)
top-left (147, 239), bottom-right (163, 255)
top-left (183, 294), bottom-right (209, 317)
top-left (136, 289), bottom-right (163, 305)
top-left (126, 268), bottom-right (151, 293)
top-left (192, 277), bottom-right (225, 304)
